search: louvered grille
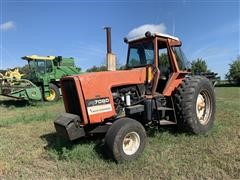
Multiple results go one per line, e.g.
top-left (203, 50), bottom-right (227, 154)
top-left (62, 79), bottom-right (83, 120)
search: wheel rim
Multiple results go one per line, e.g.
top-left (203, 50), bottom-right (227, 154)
top-left (46, 89), bottom-right (56, 101)
top-left (122, 132), bottom-right (140, 156)
top-left (196, 90), bottom-right (212, 125)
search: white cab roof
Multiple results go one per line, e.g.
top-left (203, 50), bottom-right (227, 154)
top-left (128, 32), bottom-right (180, 42)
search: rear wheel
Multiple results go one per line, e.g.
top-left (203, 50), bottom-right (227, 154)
top-left (174, 76), bottom-right (216, 134)
top-left (45, 83), bottom-right (60, 102)
top-left (104, 118), bottom-right (146, 163)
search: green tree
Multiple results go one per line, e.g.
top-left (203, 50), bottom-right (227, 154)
top-left (226, 57), bottom-right (240, 85)
top-left (191, 58), bottom-right (208, 74)
top-left (159, 53), bottom-right (169, 67)
top-left (117, 65), bottom-right (126, 70)
top-left (128, 58), bottom-right (140, 67)
top-left (0, 69), bottom-right (5, 75)
top-left (18, 64), bottom-right (31, 76)
top-left (86, 65), bottom-right (107, 72)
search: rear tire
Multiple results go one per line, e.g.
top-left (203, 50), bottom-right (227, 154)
top-left (174, 76), bottom-right (216, 134)
top-left (44, 83), bottom-right (60, 102)
top-left (104, 118), bottom-right (146, 163)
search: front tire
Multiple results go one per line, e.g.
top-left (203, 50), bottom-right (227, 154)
top-left (174, 76), bottom-right (216, 134)
top-left (104, 118), bottom-right (146, 163)
top-left (45, 83), bottom-right (60, 102)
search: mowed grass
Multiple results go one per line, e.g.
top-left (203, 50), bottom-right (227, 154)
top-left (0, 87), bottom-right (239, 179)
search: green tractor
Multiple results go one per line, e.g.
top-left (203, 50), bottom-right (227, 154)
top-left (0, 55), bottom-right (81, 102)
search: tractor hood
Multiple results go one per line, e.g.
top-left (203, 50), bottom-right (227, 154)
top-left (61, 67), bottom-right (147, 124)
top-left (78, 68), bottom-right (147, 98)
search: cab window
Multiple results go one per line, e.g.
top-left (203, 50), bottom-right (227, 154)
top-left (173, 46), bottom-right (189, 70)
top-left (37, 60), bottom-right (45, 73)
top-left (46, 60), bottom-right (53, 72)
top-left (127, 42), bottom-right (154, 68)
top-left (158, 42), bottom-right (171, 77)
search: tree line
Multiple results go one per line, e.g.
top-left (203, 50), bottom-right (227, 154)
top-left (191, 57), bottom-right (240, 85)
top-left (1, 56), bottom-right (239, 85)
top-left (85, 57), bottom-right (240, 85)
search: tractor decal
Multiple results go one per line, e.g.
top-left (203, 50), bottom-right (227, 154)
top-left (86, 97), bottom-right (112, 115)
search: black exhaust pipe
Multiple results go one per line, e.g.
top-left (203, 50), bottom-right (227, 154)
top-left (103, 26), bottom-right (116, 71)
top-left (104, 27), bottom-right (112, 54)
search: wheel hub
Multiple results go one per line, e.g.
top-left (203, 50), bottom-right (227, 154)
top-left (46, 89), bottom-right (56, 101)
top-left (196, 91), bottom-right (211, 125)
top-left (197, 94), bottom-right (205, 118)
top-left (122, 132), bottom-right (140, 155)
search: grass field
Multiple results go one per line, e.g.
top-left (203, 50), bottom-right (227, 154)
top-left (0, 87), bottom-right (239, 179)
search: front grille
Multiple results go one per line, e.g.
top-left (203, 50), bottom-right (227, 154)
top-left (62, 79), bottom-right (83, 120)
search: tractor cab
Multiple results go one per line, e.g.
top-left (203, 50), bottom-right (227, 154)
top-left (21, 55), bottom-right (81, 101)
top-left (22, 55), bottom-right (78, 78)
top-left (22, 55), bottom-right (67, 83)
top-left (125, 32), bottom-right (189, 95)
top-left (22, 55), bottom-right (55, 76)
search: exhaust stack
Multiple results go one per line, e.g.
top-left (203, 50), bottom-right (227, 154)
top-left (104, 27), bottom-right (116, 71)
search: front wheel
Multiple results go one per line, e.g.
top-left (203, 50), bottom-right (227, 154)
top-left (44, 83), bottom-right (60, 102)
top-left (104, 118), bottom-right (146, 163)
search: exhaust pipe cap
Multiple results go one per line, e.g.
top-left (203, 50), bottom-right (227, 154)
top-left (145, 31), bottom-right (152, 37)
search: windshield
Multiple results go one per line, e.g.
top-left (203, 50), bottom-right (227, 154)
top-left (28, 60), bottom-right (46, 73)
top-left (173, 46), bottom-right (190, 70)
top-left (127, 42), bottom-right (154, 68)
top-left (28, 60), bottom-right (35, 70)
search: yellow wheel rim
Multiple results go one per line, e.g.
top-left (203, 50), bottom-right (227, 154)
top-left (46, 89), bottom-right (56, 101)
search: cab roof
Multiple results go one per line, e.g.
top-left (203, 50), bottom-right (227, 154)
top-left (22, 55), bottom-right (56, 61)
top-left (128, 32), bottom-right (180, 43)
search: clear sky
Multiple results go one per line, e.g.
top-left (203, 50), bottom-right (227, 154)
top-left (0, 0), bottom-right (239, 79)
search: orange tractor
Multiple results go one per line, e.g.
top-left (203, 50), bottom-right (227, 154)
top-left (54, 30), bottom-right (215, 162)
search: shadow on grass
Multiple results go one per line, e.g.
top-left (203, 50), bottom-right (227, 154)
top-left (0, 99), bottom-right (29, 107)
top-left (41, 124), bottom-right (196, 163)
top-left (147, 124), bottom-right (176, 137)
top-left (147, 124), bottom-right (194, 137)
top-left (40, 132), bottom-right (112, 161)
top-left (0, 97), bottom-right (61, 108)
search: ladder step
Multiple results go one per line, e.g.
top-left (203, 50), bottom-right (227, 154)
top-left (157, 107), bottom-right (173, 111)
top-left (160, 120), bottom-right (176, 125)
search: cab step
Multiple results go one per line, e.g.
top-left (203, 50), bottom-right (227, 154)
top-left (157, 107), bottom-right (173, 111)
top-left (160, 120), bottom-right (176, 125)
